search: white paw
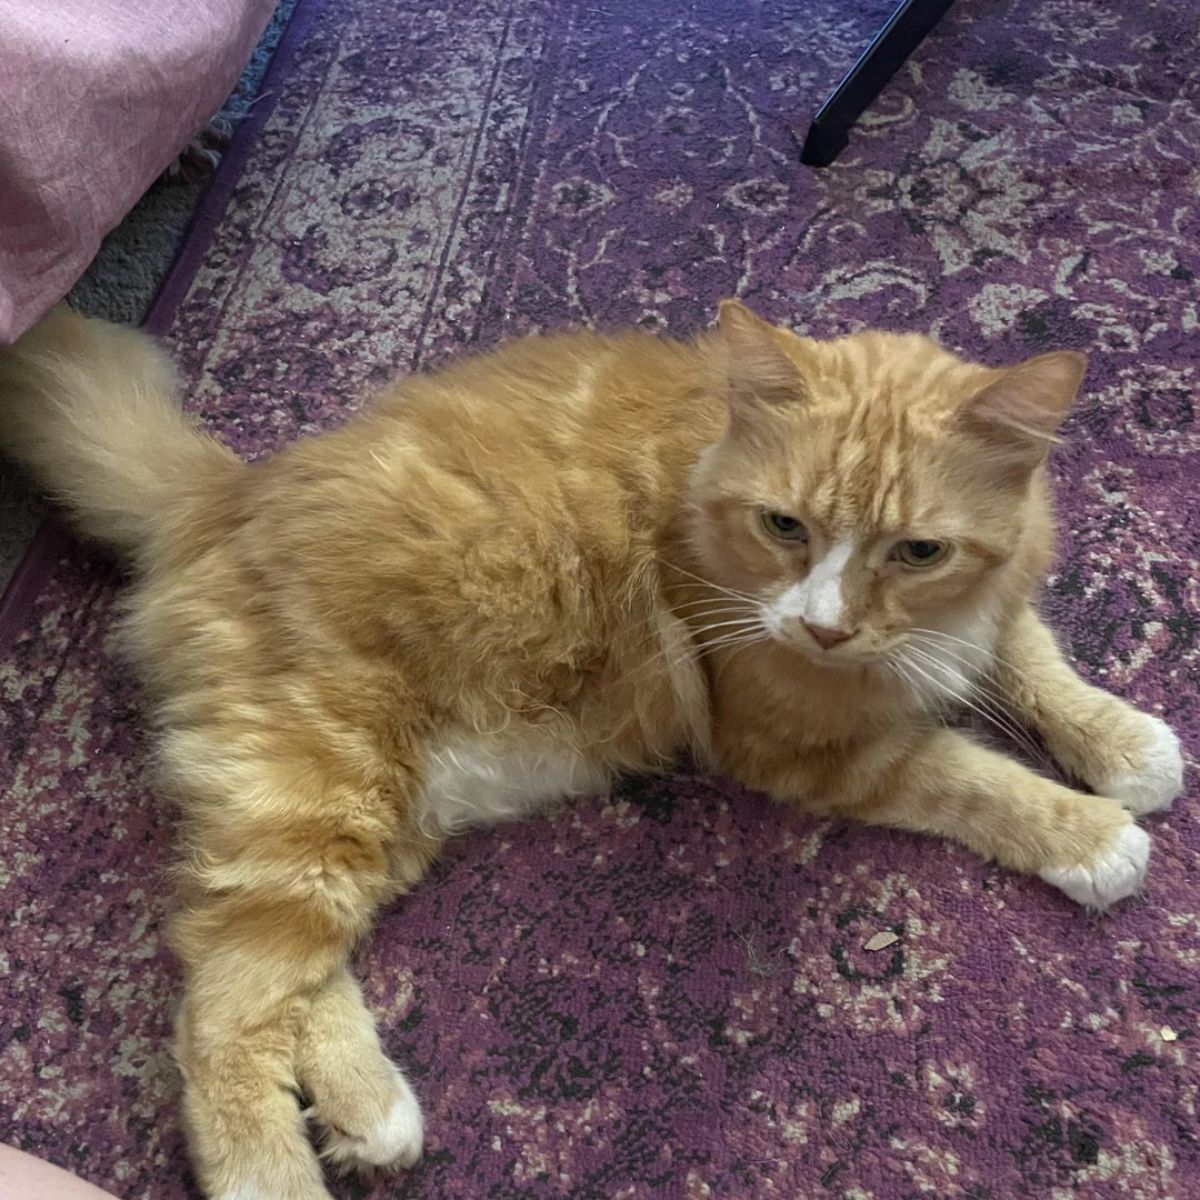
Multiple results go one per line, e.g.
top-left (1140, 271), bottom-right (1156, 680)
top-left (1039, 823), bottom-right (1150, 910)
top-left (1099, 715), bottom-right (1184, 814)
top-left (318, 1070), bottom-right (424, 1172)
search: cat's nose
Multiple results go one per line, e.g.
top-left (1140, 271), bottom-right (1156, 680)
top-left (804, 622), bottom-right (855, 650)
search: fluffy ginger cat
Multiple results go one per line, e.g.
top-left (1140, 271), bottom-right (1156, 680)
top-left (0, 301), bottom-right (1183, 1200)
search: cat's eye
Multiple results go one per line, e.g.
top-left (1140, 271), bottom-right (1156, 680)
top-left (892, 539), bottom-right (950, 567)
top-left (761, 511), bottom-right (808, 541)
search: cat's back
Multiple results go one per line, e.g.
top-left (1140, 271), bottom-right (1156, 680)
top-left (260, 326), bottom-right (724, 612)
top-left (207, 329), bottom-right (720, 693)
top-left (370, 327), bottom-right (723, 484)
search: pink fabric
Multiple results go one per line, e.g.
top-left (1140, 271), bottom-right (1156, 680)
top-left (0, 0), bottom-right (277, 344)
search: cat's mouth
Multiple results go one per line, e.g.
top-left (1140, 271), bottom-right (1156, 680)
top-left (772, 625), bottom-right (890, 669)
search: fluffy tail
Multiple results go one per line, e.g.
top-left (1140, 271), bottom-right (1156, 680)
top-left (0, 307), bottom-right (239, 557)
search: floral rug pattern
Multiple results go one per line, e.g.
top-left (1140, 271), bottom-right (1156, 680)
top-left (1, 0), bottom-right (1197, 1196)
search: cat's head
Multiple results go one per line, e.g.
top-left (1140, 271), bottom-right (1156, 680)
top-left (686, 300), bottom-right (1085, 668)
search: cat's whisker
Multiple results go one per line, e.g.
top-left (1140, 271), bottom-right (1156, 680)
top-left (895, 649), bottom-right (1008, 733)
top-left (900, 643), bottom-right (1026, 731)
top-left (662, 628), bottom-right (753, 657)
top-left (903, 633), bottom-right (1023, 712)
top-left (886, 654), bottom-right (930, 704)
top-left (898, 647), bottom-right (1049, 766)
top-left (690, 617), bottom-right (765, 639)
top-left (704, 625), bottom-right (770, 650)
top-left (669, 599), bottom-right (758, 619)
top-left (668, 588), bottom-right (756, 606)
top-left (670, 610), bottom-right (750, 626)
top-left (889, 641), bottom-right (1045, 766)
top-left (904, 629), bottom-right (992, 667)
top-left (644, 583), bottom-right (765, 671)
top-left (659, 560), bottom-right (757, 603)
top-left (670, 603), bottom-right (758, 621)
top-left (665, 627), bottom-right (767, 673)
top-left (905, 657), bottom-right (1028, 745)
top-left (906, 626), bottom-right (1023, 676)
top-left (901, 636), bottom-right (1038, 736)
top-left (701, 631), bottom-right (766, 654)
top-left (884, 657), bottom-right (923, 703)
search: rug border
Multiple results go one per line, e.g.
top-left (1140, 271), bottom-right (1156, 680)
top-left (0, 0), bottom-right (326, 655)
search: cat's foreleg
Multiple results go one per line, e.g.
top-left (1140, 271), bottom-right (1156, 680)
top-left (992, 605), bottom-right (1183, 815)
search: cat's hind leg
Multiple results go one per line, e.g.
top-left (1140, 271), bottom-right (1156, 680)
top-left (297, 969), bottom-right (424, 1176)
top-left (168, 744), bottom-right (412, 1200)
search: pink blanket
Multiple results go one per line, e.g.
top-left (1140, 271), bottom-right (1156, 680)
top-left (0, 0), bottom-right (277, 344)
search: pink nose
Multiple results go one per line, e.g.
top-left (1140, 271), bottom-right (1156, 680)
top-left (804, 622), bottom-right (854, 650)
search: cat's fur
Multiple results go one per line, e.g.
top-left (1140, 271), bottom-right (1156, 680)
top-left (0, 302), bottom-right (1182, 1200)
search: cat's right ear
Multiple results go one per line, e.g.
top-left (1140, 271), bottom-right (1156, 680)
top-left (716, 300), bottom-right (808, 417)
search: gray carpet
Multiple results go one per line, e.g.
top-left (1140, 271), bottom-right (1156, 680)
top-left (0, 0), bottom-right (297, 592)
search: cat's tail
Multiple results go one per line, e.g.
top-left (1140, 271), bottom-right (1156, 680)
top-left (0, 307), bottom-right (239, 558)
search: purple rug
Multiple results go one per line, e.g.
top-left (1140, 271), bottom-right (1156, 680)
top-left (2, 0), bottom-right (1198, 1196)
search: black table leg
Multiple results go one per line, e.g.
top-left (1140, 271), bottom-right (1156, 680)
top-left (799, 0), bottom-right (957, 168)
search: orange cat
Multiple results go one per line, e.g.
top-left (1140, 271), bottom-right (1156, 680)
top-left (0, 302), bottom-right (1182, 1200)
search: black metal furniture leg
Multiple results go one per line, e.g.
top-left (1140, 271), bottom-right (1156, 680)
top-left (799, 0), bottom-right (957, 168)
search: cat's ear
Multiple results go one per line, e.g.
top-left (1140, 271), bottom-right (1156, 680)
top-left (716, 299), bottom-right (807, 412)
top-left (963, 350), bottom-right (1086, 466)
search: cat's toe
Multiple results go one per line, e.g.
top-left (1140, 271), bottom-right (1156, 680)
top-left (1038, 823), bottom-right (1149, 910)
top-left (1098, 715), bottom-right (1184, 815)
top-left (314, 1067), bottom-right (423, 1174)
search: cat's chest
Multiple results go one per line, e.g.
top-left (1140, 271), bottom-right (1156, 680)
top-left (900, 610), bottom-right (1000, 715)
top-left (413, 730), bottom-right (610, 837)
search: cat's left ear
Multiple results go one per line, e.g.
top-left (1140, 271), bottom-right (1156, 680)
top-left (963, 350), bottom-right (1087, 463)
top-left (716, 299), bottom-right (808, 412)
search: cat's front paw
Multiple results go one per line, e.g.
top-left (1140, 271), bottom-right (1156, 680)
top-left (313, 1065), bottom-right (423, 1174)
top-left (1038, 823), bottom-right (1149, 910)
top-left (1097, 714), bottom-right (1184, 815)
